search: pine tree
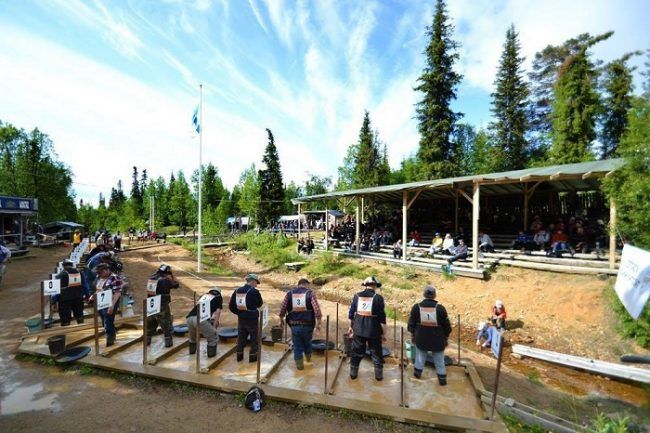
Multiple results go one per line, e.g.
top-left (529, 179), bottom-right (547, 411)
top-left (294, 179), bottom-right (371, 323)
top-left (414, 0), bottom-right (462, 180)
top-left (352, 112), bottom-right (388, 188)
top-left (601, 52), bottom-right (641, 158)
top-left (170, 170), bottom-right (193, 228)
top-left (237, 165), bottom-right (260, 221)
top-left (131, 166), bottom-right (143, 216)
top-left (336, 143), bottom-right (358, 190)
top-left (257, 129), bottom-right (285, 227)
top-left (489, 25), bottom-right (529, 171)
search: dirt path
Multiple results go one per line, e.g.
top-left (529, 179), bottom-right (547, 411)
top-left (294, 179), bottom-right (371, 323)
top-left (0, 246), bottom-right (426, 433)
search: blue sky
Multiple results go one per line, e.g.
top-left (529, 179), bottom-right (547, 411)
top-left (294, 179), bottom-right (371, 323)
top-left (0, 0), bottom-right (648, 205)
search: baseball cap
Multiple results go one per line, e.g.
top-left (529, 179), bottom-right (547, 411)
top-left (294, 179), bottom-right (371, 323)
top-left (362, 276), bottom-right (382, 288)
top-left (246, 273), bottom-right (260, 283)
top-left (298, 278), bottom-right (310, 285)
top-left (158, 264), bottom-right (172, 274)
top-left (208, 287), bottom-right (222, 294)
top-left (423, 285), bottom-right (436, 298)
top-left (495, 300), bottom-right (503, 307)
top-left (477, 321), bottom-right (487, 331)
top-left (62, 259), bottom-right (74, 267)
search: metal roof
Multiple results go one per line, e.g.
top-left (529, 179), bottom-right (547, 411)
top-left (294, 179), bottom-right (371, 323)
top-left (292, 158), bottom-right (625, 204)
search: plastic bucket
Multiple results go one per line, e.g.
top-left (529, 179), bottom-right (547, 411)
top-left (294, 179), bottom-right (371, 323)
top-left (405, 339), bottom-right (416, 362)
top-left (271, 326), bottom-right (283, 342)
top-left (25, 317), bottom-right (41, 332)
top-left (47, 335), bottom-right (66, 356)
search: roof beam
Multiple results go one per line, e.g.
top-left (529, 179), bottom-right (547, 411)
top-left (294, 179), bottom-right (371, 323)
top-left (527, 181), bottom-right (544, 199)
top-left (407, 189), bottom-right (423, 210)
top-left (458, 188), bottom-right (473, 205)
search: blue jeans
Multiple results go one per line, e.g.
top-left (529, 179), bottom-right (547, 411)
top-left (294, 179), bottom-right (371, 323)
top-left (99, 306), bottom-right (116, 340)
top-left (291, 325), bottom-right (314, 360)
top-left (414, 348), bottom-right (446, 376)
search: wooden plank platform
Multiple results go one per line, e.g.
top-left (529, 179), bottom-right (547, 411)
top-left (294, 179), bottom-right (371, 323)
top-left (498, 259), bottom-right (617, 275)
top-left (18, 329), bottom-right (506, 433)
top-left (512, 345), bottom-right (650, 384)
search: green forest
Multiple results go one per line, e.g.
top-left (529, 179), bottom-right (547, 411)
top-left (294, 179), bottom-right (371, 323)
top-left (1, 0), bottom-right (648, 249)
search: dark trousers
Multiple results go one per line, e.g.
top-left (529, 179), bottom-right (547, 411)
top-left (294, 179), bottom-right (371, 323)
top-left (59, 298), bottom-right (84, 326)
top-left (99, 307), bottom-right (117, 340)
top-left (350, 335), bottom-right (383, 368)
top-left (448, 253), bottom-right (468, 264)
top-left (237, 317), bottom-right (259, 355)
top-left (147, 304), bottom-right (173, 337)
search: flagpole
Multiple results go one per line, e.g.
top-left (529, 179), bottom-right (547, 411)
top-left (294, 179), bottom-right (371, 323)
top-left (197, 83), bottom-right (203, 273)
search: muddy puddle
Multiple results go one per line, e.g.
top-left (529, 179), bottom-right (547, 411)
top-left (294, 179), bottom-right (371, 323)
top-left (0, 381), bottom-right (61, 415)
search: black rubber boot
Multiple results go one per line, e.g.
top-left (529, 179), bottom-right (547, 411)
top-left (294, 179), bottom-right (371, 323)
top-left (350, 364), bottom-right (359, 380)
top-left (414, 368), bottom-right (423, 379)
top-left (295, 357), bottom-right (304, 370)
top-left (164, 336), bottom-right (173, 348)
top-left (189, 342), bottom-right (197, 355)
top-left (146, 336), bottom-right (152, 346)
top-left (305, 353), bottom-right (311, 362)
top-left (374, 366), bottom-right (383, 381)
top-left (207, 345), bottom-right (217, 358)
top-left (106, 336), bottom-right (115, 347)
top-left (249, 353), bottom-right (258, 363)
top-left (236, 352), bottom-right (244, 362)
top-left (438, 374), bottom-right (447, 386)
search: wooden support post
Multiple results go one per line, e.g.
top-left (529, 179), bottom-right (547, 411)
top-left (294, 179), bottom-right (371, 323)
top-left (324, 315), bottom-right (330, 394)
top-left (256, 310), bottom-right (263, 384)
top-left (297, 203), bottom-right (301, 239)
top-left (472, 183), bottom-right (480, 270)
top-left (40, 285), bottom-right (45, 331)
top-left (455, 190), bottom-right (459, 234)
top-left (335, 303), bottom-right (339, 350)
top-left (361, 197), bottom-right (365, 223)
top-left (324, 206), bottom-right (329, 250)
top-left (402, 191), bottom-right (407, 263)
top-left (609, 199), bottom-right (617, 270)
top-left (93, 299), bottom-right (99, 356)
top-left (355, 201), bottom-right (360, 255)
top-left (457, 314), bottom-right (461, 366)
top-left (523, 183), bottom-right (529, 232)
top-left (400, 327), bottom-right (405, 407)
top-left (490, 336), bottom-right (505, 421)
top-left (195, 293), bottom-right (200, 374)
top-left (142, 299), bottom-right (148, 365)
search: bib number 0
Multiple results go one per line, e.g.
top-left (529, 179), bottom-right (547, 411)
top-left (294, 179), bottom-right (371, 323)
top-left (42, 279), bottom-right (61, 295)
top-left (147, 295), bottom-right (161, 316)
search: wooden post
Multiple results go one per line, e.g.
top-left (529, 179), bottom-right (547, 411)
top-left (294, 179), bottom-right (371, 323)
top-left (609, 199), bottom-right (617, 270)
top-left (297, 203), bottom-right (301, 239)
top-left (400, 327), bottom-right (405, 407)
top-left (472, 183), bottom-right (480, 270)
top-left (455, 190), bottom-right (459, 234)
top-left (355, 201), bottom-right (360, 255)
top-left (393, 307), bottom-right (397, 354)
top-left (361, 197), bottom-right (365, 223)
top-left (490, 336), bottom-right (505, 421)
top-left (93, 299), bottom-right (99, 355)
top-left (40, 285), bottom-right (45, 331)
top-left (457, 314), bottom-right (461, 366)
top-left (402, 191), bottom-right (407, 263)
top-left (142, 299), bottom-right (148, 365)
top-left (256, 310), bottom-right (263, 384)
top-left (195, 292), bottom-right (200, 374)
top-left (324, 206), bottom-right (329, 250)
top-left (335, 303), bottom-right (339, 350)
top-left (324, 315), bottom-right (330, 394)
top-left (523, 183), bottom-right (529, 232)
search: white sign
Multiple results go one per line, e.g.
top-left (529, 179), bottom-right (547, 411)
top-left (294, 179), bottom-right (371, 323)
top-left (51, 274), bottom-right (58, 280)
top-left (96, 290), bottom-right (113, 310)
top-left (491, 330), bottom-right (503, 359)
top-left (615, 244), bottom-right (650, 319)
top-left (42, 279), bottom-right (61, 295)
top-left (199, 298), bottom-right (211, 322)
top-left (147, 295), bottom-right (161, 317)
top-left (262, 305), bottom-right (269, 329)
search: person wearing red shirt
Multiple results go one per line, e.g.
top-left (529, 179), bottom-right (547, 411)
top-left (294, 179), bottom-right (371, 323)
top-left (491, 300), bottom-right (507, 330)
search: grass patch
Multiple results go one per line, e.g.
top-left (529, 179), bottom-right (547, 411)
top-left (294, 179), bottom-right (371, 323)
top-left (590, 413), bottom-right (631, 433)
top-left (169, 238), bottom-right (233, 276)
top-left (501, 413), bottom-right (547, 433)
top-left (304, 251), bottom-right (365, 279)
top-left (401, 267), bottom-right (418, 280)
top-left (526, 369), bottom-right (541, 385)
top-left (231, 232), bottom-right (302, 270)
top-left (15, 353), bottom-right (56, 366)
top-left (606, 282), bottom-right (650, 349)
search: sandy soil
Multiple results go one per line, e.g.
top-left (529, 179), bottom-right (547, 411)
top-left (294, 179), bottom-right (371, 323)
top-left (0, 246), bottom-right (427, 433)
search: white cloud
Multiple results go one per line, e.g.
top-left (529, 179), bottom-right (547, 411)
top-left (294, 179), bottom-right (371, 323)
top-left (247, 0), bottom-right (269, 34)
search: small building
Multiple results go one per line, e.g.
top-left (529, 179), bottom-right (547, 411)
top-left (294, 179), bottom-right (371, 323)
top-left (0, 195), bottom-right (38, 247)
top-left (42, 221), bottom-right (85, 241)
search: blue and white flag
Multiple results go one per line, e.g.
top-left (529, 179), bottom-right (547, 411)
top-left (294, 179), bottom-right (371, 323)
top-left (192, 105), bottom-right (201, 134)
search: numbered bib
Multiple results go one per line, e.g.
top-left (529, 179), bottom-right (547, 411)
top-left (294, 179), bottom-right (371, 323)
top-left (236, 292), bottom-right (248, 311)
top-left (419, 307), bottom-right (438, 327)
top-left (69, 274), bottom-right (82, 287)
top-left (43, 279), bottom-right (61, 295)
top-left (146, 279), bottom-right (158, 296)
top-left (199, 297), bottom-right (211, 322)
top-left (96, 290), bottom-right (112, 310)
top-left (292, 293), bottom-right (307, 312)
top-left (147, 295), bottom-right (161, 317)
top-left (262, 305), bottom-right (269, 329)
top-left (357, 296), bottom-right (374, 317)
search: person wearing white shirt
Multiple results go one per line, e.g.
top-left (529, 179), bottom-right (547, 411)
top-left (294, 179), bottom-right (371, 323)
top-left (442, 234), bottom-right (455, 255)
top-left (533, 229), bottom-right (549, 249)
top-left (478, 232), bottom-right (494, 253)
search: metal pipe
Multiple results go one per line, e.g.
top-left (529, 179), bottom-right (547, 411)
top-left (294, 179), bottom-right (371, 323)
top-left (324, 315), bottom-right (330, 394)
top-left (195, 292), bottom-right (200, 374)
top-left (142, 299), bottom-right (148, 365)
top-left (256, 310), bottom-right (263, 384)
top-left (335, 303), bottom-right (339, 350)
top-left (40, 285), bottom-right (45, 331)
top-left (93, 298), bottom-right (99, 355)
top-left (393, 307), bottom-right (397, 354)
top-left (457, 314), bottom-right (461, 366)
top-left (400, 327), bottom-right (405, 407)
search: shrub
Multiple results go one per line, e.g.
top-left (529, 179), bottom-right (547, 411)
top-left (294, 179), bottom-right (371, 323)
top-left (606, 283), bottom-right (650, 349)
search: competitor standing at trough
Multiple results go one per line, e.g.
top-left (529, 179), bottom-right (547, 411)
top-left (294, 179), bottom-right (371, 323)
top-left (186, 287), bottom-right (222, 358)
top-left (93, 263), bottom-right (122, 346)
top-left (229, 274), bottom-right (264, 363)
top-left (407, 285), bottom-right (451, 385)
top-left (146, 264), bottom-right (179, 347)
top-left (279, 278), bottom-right (322, 370)
top-left (54, 260), bottom-right (86, 326)
top-left (348, 276), bottom-right (387, 381)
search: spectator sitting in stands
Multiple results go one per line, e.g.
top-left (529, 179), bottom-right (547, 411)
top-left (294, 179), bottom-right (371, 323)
top-left (442, 234), bottom-right (456, 255)
top-left (447, 239), bottom-right (468, 264)
top-left (571, 226), bottom-right (590, 253)
top-left (393, 240), bottom-right (403, 259)
top-left (491, 300), bottom-right (507, 330)
top-left (408, 230), bottom-right (421, 247)
top-left (533, 229), bottom-right (549, 250)
top-left (512, 231), bottom-right (535, 252)
top-left (478, 232), bottom-right (494, 253)
top-left (428, 233), bottom-right (444, 255)
top-left (372, 233), bottom-right (382, 252)
top-left (550, 229), bottom-right (572, 257)
top-left (306, 238), bottom-right (314, 255)
top-left (297, 238), bottom-right (305, 254)
top-left (360, 236), bottom-right (369, 252)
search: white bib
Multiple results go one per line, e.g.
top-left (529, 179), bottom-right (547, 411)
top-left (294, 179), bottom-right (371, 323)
top-left (236, 292), bottom-right (248, 311)
top-left (69, 274), bottom-right (82, 287)
top-left (292, 293), bottom-right (307, 312)
top-left (419, 307), bottom-right (438, 327)
top-left (146, 279), bottom-right (158, 296)
top-left (357, 296), bottom-right (374, 317)
top-left (198, 293), bottom-right (215, 304)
